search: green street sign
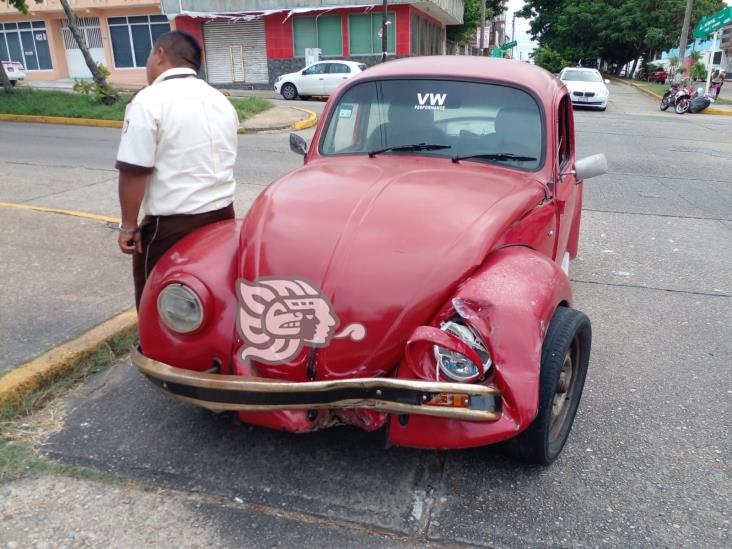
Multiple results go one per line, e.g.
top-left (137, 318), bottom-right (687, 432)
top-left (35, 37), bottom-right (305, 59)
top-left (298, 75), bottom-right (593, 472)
top-left (692, 7), bottom-right (732, 39)
top-left (500, 40), bottom-right (518, 51)
top-left (490, 48), bottom-right (503, 58)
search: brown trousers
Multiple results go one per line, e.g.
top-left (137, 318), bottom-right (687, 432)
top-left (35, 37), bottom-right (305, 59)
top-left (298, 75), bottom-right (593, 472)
top-left (132, 203), bottom-right (235, 309)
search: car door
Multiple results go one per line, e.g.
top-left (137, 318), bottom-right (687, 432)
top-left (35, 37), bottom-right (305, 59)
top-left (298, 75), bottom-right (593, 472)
top-left (553, 93), bottom-right (580, 263)
top-left (322, 63), bottom-right (352, 95)
top-left (298, 62), bottom-right (327, 95)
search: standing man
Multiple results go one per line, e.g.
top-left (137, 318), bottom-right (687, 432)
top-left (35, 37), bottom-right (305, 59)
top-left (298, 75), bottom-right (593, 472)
top-left (115, 31), bottom-right (239, 309)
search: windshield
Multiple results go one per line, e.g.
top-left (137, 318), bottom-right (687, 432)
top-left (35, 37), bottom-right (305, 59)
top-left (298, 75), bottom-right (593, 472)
top-left (320, 79), bottom-right (543, 170)
top-left (561, 70), bottom-right (602, 83)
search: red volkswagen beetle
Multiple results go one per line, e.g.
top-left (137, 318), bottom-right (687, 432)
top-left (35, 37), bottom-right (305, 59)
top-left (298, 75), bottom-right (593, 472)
top-left (132, 57), bottom-right (607, 464)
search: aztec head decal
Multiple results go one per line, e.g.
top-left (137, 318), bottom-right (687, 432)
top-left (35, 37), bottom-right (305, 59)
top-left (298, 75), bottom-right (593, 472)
top-left (236, 278), bottom-right (366, 365)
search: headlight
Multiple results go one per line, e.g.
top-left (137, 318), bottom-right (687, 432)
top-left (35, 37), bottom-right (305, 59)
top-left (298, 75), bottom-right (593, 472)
top-left (275, 76), bottom-right (282, 83)
top-left (599, 88), bottom-right (609, 96)
top-left (157, 283), bottom-right (204, 333)
top-left (433, 320), bottom-right (492, 382)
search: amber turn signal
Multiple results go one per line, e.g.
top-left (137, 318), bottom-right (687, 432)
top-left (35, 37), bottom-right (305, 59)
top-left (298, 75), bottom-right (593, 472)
top-left (425, 393), bottom-right (470, 408)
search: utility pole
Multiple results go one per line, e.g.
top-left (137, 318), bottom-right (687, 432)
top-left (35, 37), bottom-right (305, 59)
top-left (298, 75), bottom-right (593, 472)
top-left (511, 11), bottom-right (516, 59)
top-left (480, 0), bottom-right (486, 55)
top-left (678, 0), bottom-right (694, 70)
top-left (381, 0), bottom-right (388, 62)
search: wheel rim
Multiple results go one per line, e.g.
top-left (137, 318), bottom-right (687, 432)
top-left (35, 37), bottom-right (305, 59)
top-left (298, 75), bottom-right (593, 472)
top-left (283, 85), bottom-right (295, 99)
top-left (549, 337), bottom-right (579, 441)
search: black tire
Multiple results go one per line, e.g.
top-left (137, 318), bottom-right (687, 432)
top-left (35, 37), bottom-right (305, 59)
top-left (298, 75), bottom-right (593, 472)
top-left (281, 83), bottom-right (298, 100)
top-left (10, 80), bottom-right (16, 87)
top-left (660, 98), bottom-right (670, 111)
top-left (502, 307), bottom-right (592, 465)
top-left (299, 95), bottom-right (312, 100)
top-left (675, 98), bottom-right (690, 114)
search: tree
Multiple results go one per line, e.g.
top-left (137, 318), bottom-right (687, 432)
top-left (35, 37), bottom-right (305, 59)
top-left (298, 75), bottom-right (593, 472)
top-left (532, 46), bottom-right (569, 73)
top-left (58, 0), bottom-right (116, 102)
top-left (0, 0), bottom-right (116, 101)
top-left (447, 0), bottom-right (507, 45)
top-left (518, 0), bottom-right (725, 72)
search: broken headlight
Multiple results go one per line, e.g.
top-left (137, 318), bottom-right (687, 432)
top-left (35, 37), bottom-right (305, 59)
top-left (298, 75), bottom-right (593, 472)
top-left (433, 320), bottom-right (492, 382)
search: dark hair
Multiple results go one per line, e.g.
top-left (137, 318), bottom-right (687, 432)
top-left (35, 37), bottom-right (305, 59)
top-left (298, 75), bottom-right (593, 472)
top-left (153, 30), bottom-right (202, 72)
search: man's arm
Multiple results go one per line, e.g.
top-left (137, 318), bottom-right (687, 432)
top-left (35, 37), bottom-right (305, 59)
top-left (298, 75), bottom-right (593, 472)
top-left (117, 169), bottom-right (149, 254)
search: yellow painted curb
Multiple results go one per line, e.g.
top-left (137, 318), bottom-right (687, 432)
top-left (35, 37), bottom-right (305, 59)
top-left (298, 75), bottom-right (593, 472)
top-left (0, 113), bottom-right (123, 128)
top-left (292, 107), bottom-right (318, 130)
top-left (0, 201), bottom-right (121, 224)
top-left (0, 308), bottom-right (137, 408)
top-left (613, 78), bottom-right (732, 116)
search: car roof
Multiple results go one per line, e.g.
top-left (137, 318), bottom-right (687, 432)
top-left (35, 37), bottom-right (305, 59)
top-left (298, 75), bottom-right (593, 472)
top-left (561, 67), bottom-right (599, 73)
top-left (348, 56), bottom-right (564, 96)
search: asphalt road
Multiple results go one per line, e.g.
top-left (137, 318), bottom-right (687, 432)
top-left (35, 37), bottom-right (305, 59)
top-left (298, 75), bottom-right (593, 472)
top-left (1, 82), bottom-right (730, 547)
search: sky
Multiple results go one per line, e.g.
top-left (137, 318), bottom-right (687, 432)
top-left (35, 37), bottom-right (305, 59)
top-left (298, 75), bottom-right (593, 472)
top-left (506, 0), bottom-right (536, 61)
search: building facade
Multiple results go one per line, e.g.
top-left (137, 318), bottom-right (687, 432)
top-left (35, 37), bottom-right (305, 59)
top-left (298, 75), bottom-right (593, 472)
top-left (0, 0), bottom-right (169, 85)
top-left (162, 0), bottom-right (464, 88)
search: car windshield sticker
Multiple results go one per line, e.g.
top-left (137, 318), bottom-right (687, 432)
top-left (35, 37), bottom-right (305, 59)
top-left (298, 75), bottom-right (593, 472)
top-left (236, 277), bottom-right (366, 365)
top-left (338, 105), bottom-right (354, 118)
top-left (415, 93), bottom-right (447, 110)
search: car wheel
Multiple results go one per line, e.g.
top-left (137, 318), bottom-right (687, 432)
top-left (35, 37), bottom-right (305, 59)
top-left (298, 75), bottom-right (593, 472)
top-left (281, 83), bottom-right (298, 100)
top-left (502, 307), bottom-right (591, 465)
top-left (10, 80), bottom-right (16, 87)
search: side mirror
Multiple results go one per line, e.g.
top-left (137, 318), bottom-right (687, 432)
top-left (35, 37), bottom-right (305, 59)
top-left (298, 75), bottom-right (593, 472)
top-left (290, 133), bottom-right (308, 156)
top-left (604, 79), bottom-right (610, 84)
top-left (574, 154), bottom-right (607, 181)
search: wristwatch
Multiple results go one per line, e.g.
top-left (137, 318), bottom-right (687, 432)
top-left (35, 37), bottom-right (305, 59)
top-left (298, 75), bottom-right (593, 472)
top-left (118, 223), bottom-right (139, 236)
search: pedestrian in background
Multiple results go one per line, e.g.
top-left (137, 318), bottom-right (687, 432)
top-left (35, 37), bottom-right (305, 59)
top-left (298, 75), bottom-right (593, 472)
top-left (115, 30), bottom-right (239, 309)
top-left (710, 70), bottom-right (723, 98)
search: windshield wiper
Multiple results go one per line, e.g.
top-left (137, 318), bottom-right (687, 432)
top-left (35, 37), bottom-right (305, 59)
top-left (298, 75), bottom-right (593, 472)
top-left (452, 152), bottom-right (537, 163)
top-left (368, 143), bottom-right (451, 158)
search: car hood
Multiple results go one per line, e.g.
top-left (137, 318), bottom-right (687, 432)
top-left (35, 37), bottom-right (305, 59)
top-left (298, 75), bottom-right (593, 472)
top-left (236, 155), bottom-right (545, 380)
top-left (563, 80), bottom-right (608, 94)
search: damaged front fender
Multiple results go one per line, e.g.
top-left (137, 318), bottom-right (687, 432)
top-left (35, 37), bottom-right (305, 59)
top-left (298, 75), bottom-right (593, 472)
top-left (389, 246), bottom-right (573, 449)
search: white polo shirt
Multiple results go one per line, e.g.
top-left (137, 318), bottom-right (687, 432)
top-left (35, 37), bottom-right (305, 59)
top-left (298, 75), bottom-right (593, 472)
top-left (116, 67), bottom-right (239, 216)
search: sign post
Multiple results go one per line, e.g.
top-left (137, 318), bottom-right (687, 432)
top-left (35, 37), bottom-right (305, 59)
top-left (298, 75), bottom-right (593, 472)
top-left (691, 7), bottom-right (730, 96)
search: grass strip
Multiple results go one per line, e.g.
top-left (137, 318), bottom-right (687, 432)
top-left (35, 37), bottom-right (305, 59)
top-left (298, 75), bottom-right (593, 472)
top-left (0, 88), bottom-right (273, 120)
top-left (0, 330), bottom-right (137, 482)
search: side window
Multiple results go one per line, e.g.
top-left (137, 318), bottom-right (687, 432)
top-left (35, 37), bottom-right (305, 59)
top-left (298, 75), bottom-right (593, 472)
top-left (557, 95), bottom-right (572, 169)
top-left (303, 63), bottom-right (326, 76)
top-left (328, 63), bottom-right (350, 74)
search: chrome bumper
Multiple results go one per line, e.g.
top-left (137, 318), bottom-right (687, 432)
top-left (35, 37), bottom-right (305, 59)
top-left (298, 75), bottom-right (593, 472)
top-left (130, 346), bottom-right (501, 422)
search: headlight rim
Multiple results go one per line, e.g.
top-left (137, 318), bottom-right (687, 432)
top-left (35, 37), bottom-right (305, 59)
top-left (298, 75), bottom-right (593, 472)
top-left (433, 318), bottom-right (492, 383)
top-left (156, 280), bottom-right (208, 335)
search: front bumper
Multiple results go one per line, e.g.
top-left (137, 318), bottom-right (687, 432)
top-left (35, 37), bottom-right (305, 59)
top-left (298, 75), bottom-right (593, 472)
top-left (131, 346), bottom-right (501, 422)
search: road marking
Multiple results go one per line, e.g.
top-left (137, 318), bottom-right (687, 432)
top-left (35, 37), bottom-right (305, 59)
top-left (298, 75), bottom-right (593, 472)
top-left (0, 201), bottom-right (120, 224)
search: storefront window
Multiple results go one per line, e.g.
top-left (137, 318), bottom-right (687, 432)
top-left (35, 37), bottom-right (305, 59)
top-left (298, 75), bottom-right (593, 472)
top-left (293, 16), bottom-right (342, 57)
top-left (108, 15), bottom-right (170, 68)
top-left (0, 21), bottom-right (52, 70)
top-left (348, 13), bottom-right (395, 55)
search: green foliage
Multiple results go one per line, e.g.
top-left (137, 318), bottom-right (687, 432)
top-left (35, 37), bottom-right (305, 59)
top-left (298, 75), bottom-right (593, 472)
top-left (532, 46), bottom-right (570, 73)
top-left (520, 0), bottom-right (726, 69)
top-left (690, 62), bottom-right (707, 80)
top-left (447, 0), bottom-right (506, 43)
top-left (0, 88), bottom-right (270, 122)
top-left (72, 64), bottom-right (118, 103)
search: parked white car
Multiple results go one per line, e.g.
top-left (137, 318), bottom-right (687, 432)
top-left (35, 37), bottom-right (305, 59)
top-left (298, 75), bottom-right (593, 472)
top-left (558, 67), bottom-right (610, 111)
top-left (2, 60), bottom-right (26, 86)
top-left (274, 60), bottom-right (367, 100)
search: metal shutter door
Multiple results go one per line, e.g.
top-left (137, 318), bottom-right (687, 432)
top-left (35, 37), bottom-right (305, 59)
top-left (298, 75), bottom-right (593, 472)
top-left (203, 20), bottom-right (269, 85)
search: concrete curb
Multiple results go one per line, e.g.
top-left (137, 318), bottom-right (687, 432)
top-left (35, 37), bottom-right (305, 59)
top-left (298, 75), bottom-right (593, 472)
top-left (612, 78), bottom-right (732, 116)
top-left (0, 107), bottom-right (318, 132)
top-left (292, 107), bottom-right (318, 130)
top-left (0, 113), bottom-right (123, 128)
top-left (0, 308), bottom-right (137, 409)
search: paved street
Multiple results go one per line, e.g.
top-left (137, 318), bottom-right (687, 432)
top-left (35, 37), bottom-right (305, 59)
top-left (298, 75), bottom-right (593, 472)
top-left (1, 82), bottom-right (730, 546)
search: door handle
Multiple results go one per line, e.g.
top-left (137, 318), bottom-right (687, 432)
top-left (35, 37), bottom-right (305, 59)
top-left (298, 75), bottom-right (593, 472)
top-left (319, 78), bottom-right (324, 80)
